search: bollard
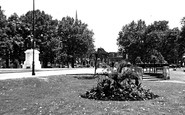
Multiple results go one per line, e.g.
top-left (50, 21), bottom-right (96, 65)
top-left (163, 66), bottom-right (170, 80)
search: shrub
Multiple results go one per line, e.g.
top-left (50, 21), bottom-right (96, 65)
top-left (81, 63), bottom-right (159, 101)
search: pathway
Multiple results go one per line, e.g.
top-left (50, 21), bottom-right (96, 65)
top-left (0, 68), bottom-right (103, 80)
top-left (0, 68), bottom-right (185, 84)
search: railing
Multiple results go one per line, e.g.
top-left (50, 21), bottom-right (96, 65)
top-left (136, 64), bottom-right (170, 80)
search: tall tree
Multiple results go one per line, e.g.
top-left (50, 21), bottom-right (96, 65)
top-left (117, 20), bottom-right (176, 64)
top-left (117, 20), bottom-right (147, 63)
top-left (144, 21), bottom-right (169, 62)
top-left (6, 13), bottom-right (25, 67)
top-left (0, 6), bottom-right (10, 67)
top-left (179, 17), bottom-right (185, 60)
top-left (20, 10), bottom-right (59, 67)
top-left (57, 16), bottom-right (94, 68)
top-left (162, 27), bottom-right (180, 64)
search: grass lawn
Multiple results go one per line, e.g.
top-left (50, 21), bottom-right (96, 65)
top-left (0, 75), bottom-right (185, 115)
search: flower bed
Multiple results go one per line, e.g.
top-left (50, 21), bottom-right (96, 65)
top-left (81, 61), bottom-right (159, 101)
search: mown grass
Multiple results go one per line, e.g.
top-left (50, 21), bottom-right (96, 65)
top-left (0, 74), bottom-right (185, 115)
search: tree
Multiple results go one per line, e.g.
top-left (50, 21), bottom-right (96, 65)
top-left (97, 47), bottom-right (108, 62)
top-left (117, 20), bottom-right (178, 64)
top-left (179, 17), bottom-right (185, 60)
top-left (6, 13), bottom-right (25, 67)
top-left (0, 6), bottom-right (9, 67)
top-left (162, 28), bottom-right (180, 64)
top-left (117, 20), bottom-right (147, 63)
top-left (1, 8), bottom-right (96, 68)
top-left (0, 6), bottom-right (6, 28)
top-left (57, 16), bottom-right (94, 68)
top-left (135, 56), bottom-right (143, 64)
top-left (20, 10), bottom-right (59, 67)
top-left (144, 21), bottom-right (169, 63)
top-left (93, 47), bottom-right (108, 74)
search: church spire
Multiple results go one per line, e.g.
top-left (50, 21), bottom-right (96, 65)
top-left (75, 10), bottom-right (78, 21)
top-left (74, 10), bottom-right (78, 25)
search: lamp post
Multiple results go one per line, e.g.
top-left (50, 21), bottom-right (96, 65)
top-left (32, 0), bottom-right (35, 75)
top-left (94, 49), bottom-right (98, 75)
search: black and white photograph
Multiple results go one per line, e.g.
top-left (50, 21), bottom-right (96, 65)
top-left (0, 0), bottom-right (185, 114)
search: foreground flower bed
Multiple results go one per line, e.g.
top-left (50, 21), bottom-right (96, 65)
top-left (81, 63), bottom-right (159, 101)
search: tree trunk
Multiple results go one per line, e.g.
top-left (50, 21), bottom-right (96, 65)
top-left (42, 60), bottom-right (48, 68)
top-left (5, 50), bottom-right (10, 68)
top-left (5, 58), bottom-right (10, 68)
top-left (66, 56), bottom-right (69, 68)
top-left (71, 56), bottom-right (75, 68)
top-left (94, 53), bottom-right (98, 74)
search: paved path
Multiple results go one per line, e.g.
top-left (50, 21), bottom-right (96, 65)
top-left (169, 68), bottom-right (185, 82)
top-left (143, 68), bottom-right (185, 84)
top-left (0, 68), bottom-right (103, 80)
top-left (1, 68), bottom-right (185, 84)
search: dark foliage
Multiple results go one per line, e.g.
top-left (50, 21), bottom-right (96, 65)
top-left (73, 74), bottom-right (97, 80)
top-left (81, 70), bottom-right (159, 101)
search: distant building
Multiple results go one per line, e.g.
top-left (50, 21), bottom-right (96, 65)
top-left (107, 52), bottom-right (123, 64)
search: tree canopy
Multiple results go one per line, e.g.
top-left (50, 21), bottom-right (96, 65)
top-left (57, 16), bottom-right (94, 67)
top-left (0, 7), bottom-right (95, 68)
top-left (1, 5), bottom-right (185, 67)
top-left (117, 20), bottom-right (182, 64)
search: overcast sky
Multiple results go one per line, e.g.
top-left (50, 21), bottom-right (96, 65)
top-left (0, 0), bottom-right (185, 52)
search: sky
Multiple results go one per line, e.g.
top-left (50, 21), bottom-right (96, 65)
top-left (0, 0), bottom-right (185, 52)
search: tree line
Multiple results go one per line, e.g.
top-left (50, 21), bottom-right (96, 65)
top-left (0, 7), bottom-right (95, 68)
top-left (1, 6), bottom-right (185, 68)
top-left (117, 19), bottom-right (185, 65)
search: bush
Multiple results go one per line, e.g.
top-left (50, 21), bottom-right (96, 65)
top-left (81, 69), bottom-right (158, 101)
